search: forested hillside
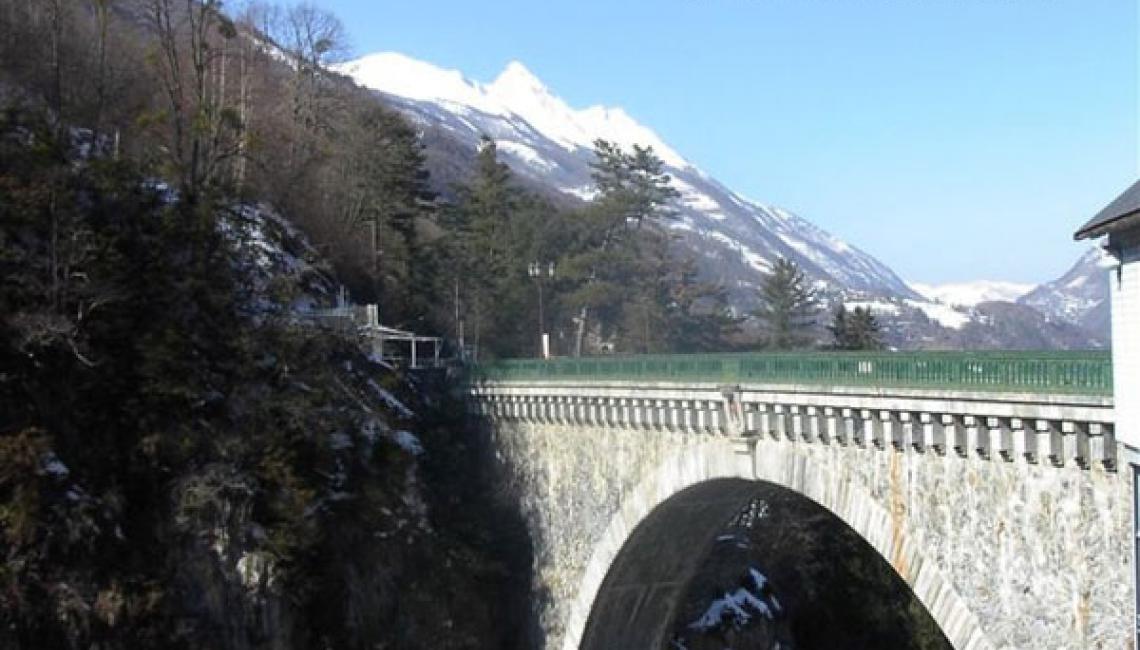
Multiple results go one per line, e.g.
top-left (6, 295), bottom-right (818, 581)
top-left (0, 2), bottom-right (548, 648)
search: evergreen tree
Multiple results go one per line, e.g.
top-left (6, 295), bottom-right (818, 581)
top-left (829, 304), bottom-right (884, 350)
top-left (447, 136), bottom-right (534, 356)
top-left (829, 304), bottom-right (850, 348)
top-left (565, 139), bottom-right (679, 356)
top-left (665, 257), bottom-right (741, 352)
top-left (754, 257), bottom-right (817, 349)
top-left (332, 105), bottom-right (435, 323)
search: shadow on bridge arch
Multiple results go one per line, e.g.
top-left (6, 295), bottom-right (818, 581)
top-left (562, 442), bottom-right (998, 650)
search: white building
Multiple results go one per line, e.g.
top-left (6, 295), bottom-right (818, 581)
top-left (1076, 180), bottom-right (1140, 448)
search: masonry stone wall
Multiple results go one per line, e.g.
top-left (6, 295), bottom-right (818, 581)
top-left (489, 415), bottom-right (1132, 650)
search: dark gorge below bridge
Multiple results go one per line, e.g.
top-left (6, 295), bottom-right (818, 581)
top-left (595, 479), bottom-right (952, 650)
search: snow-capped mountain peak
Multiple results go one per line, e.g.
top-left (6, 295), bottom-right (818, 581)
top-left (341, 52), bottom-right (501, 116)
top-left (489, 61), bottom-right (548, 97)
top-left (337, 52), bottom-right (688, 167)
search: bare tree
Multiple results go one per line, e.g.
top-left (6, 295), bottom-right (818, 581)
top-left (139, 0), bottom-right (242, 202)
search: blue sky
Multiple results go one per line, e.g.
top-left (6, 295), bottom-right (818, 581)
top-left (318, 0), bottom-right (1138, 285)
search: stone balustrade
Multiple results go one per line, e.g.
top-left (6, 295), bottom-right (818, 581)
top-left (471, 380), bottom-right (1116, 471)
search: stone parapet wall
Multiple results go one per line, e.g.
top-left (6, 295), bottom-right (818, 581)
top-left (475, 381), bottom-right (1116, 472)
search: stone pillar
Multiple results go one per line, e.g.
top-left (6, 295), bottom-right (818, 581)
top-left (1091, 422), bottom-right (1117, 471)
top-left (1063, 420), bottom-right (1090, 469)
top-left (1014, 418), bottom-right (1038, 464)
top-left (966, 415), bottom-right (989, 459)
top-left (1038, 419), bottom-right (1064, 468)
top-left (924, 413), bottom-right (946, 455)
top-left (993, 416), bottom-right (1014, 462)
top-left (946, 414), bottom-right (967, 458)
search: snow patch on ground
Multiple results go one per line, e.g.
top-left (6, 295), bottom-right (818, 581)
top-left (561, 185), bottom-right (599, 201)
top-left (673, 177), bottom-right (721, 212)
top-left (905, 299), bottom-right (971, 329)
top-left (687, 566), bottom-right (781, 633)
top-left (366, 379), bottom-right (415, 418)
top-left (845, 300), bottom-right (901, 315)
top-left (496, 139), bottom-right (556, 171)
top-left (390, 430), bottom-right (424, 456)
top-left (706, 231), bottom-right (773, 273)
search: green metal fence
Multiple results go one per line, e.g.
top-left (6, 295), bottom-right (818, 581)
top-left (473, 351), bottom-right (1113, 396)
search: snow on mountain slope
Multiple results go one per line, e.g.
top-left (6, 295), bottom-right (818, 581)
top-left (336, 52), bottom-right (920, 303)
top-left (339, 53), bottom-right (687, 167)
top-left (909, 281), bottom-right (1033, 307)
top-left (1019, 246), bottom-right (1113, 337)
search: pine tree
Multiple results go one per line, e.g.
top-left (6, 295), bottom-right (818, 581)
top-left (754, 257), bottom-right (817, 349)
top-left (446, 135), bottom-right (529, 356)
top-left (829, 304), bottom-right (884, 350)
top-left (666, 257), bottom-right (741, 352)
top-left (566, 139), bottom-right (679, 356)
top-left (848, 306), bottom-right (884, 350)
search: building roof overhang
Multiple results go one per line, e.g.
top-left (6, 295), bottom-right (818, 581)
top-left (1075, 179), bottom-right (1140, 240)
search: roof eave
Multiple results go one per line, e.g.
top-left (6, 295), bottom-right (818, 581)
top-left (1074, 210), bottom-right (1140, 241)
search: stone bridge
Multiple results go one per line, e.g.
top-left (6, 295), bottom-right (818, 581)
top-left (470, 352), bottom-right (1131, 650)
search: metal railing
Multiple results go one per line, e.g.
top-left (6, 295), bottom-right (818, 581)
top-left (473, 351), bottom-right (1113, 396)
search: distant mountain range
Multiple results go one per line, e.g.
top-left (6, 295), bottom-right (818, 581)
top-left (335, 53), bottom-right (1109, 350)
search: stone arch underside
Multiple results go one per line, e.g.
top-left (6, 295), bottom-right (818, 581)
top-left (563, 440), bottom-right (998, 650)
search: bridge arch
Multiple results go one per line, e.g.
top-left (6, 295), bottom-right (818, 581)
top-left (561, 439), bottom-right (998, 650)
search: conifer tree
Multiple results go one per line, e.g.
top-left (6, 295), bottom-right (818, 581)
top-left (447, 136), bottom-right (526, 355)
top-left (829, 304), bottom-right (884, 350)
top-left (754, 257), bottom-right (817, 349)
top-left (567, 139), bottom-right (679, 356)
top-left (665, 257), bottom-right (741, 352)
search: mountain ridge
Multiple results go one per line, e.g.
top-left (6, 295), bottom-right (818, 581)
top-left (336, 52), bottom-right (1103, 349)
top-left (337, 52), bottom-right (921, 303)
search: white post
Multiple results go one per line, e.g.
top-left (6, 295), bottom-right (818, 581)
top-left (542, 333), bottom-right (551, 359)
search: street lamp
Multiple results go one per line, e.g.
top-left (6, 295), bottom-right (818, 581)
top-left (528, 261), bottom-right (555, 358)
